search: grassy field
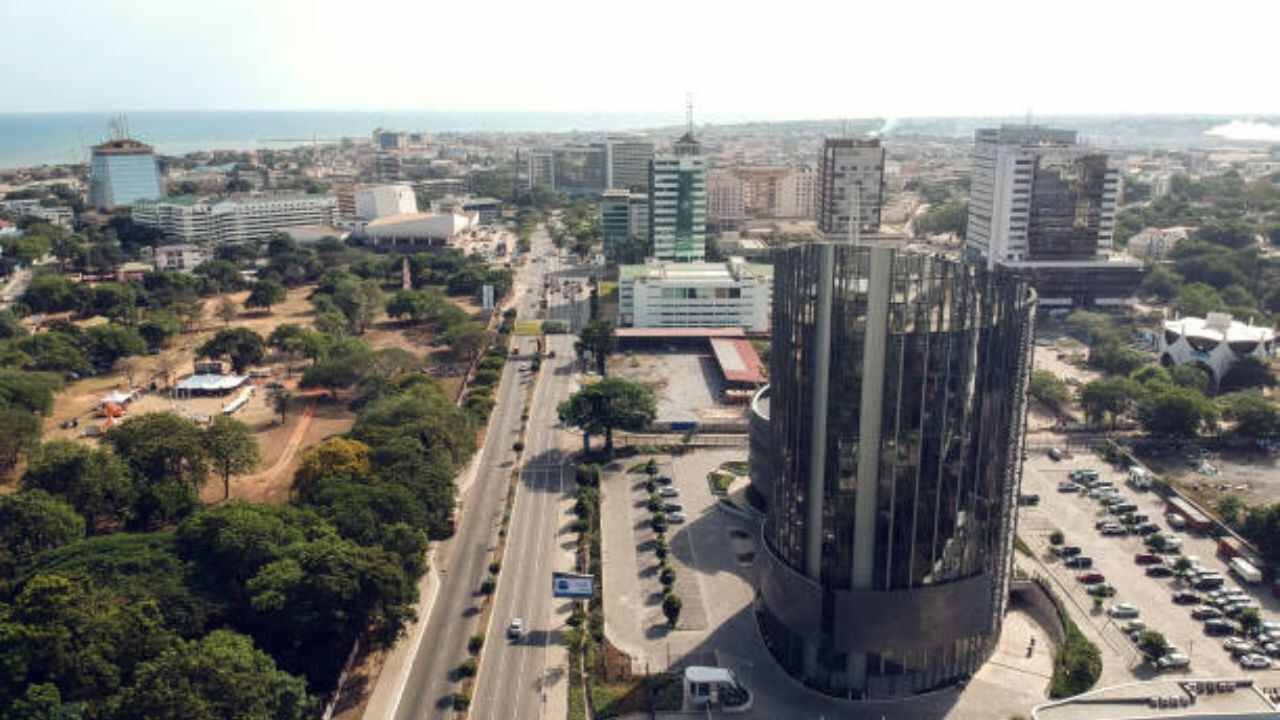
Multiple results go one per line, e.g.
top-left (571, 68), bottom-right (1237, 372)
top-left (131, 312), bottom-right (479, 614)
top-left (514, 320), bottom-right (543, 336)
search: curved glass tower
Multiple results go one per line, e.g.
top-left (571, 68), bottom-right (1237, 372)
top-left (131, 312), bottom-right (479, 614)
top-left (754, 244), bottom-right (1036, 699)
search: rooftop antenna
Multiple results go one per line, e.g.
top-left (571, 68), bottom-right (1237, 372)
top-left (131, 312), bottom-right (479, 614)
top-left (685, 92), bottom-right (694, 136)
top-left (1025, 106), bottom-right (1034, 127)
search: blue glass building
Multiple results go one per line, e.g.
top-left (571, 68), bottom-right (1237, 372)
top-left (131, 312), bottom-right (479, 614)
top-left (88, 139), bottom-right (163, 210)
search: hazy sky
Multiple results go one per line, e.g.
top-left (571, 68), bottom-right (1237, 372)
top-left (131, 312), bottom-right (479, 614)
top-left (3, 0), bottom-right (1277, 117)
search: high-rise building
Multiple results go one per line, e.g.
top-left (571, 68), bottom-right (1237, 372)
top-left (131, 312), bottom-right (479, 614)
top-left (754, 243), bottom-right (1035, 699)
top-left (706, 169), bottom-right (746, 225)
top-left (600, 189), bottom-right (650, 264)
top-left (552, 144), bottom-right (609, 196)
top-left (355, 184), bottom-right (418, 221)
top-left (649, 133), bottom-right (707, 262)
top-left (605, 136), bottom-right (655, 191)
top-left (776, 165), bottom-right (816, 218)
top-left (964, 125), bottom-right (1139, 306)
top-left (88, 139), bottom-right (163, 210)
top-left (525, 149), bottom-right (556, 191)
top-left (815, 138), bottom-right (885, 239)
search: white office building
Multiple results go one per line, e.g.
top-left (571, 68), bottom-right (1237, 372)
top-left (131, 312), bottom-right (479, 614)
top-left (359, 212), bottom-right (476, 247)
top-left (1159, 313), bottom-right (1275, 389)
top-left (133, 195), bottom-right (338, 245)
top-left (618, 258), bottom-right (771, 332)
top-left (152, 244), bottom-right (211, 272)
top-left (649, 133), bottom-right (707, 262)
top-left (0, 199), bottom-right (74, 227)
top-left (816, 138), bottom-right (884, 239)
top-left (355, 184), bottom-right (418, 221)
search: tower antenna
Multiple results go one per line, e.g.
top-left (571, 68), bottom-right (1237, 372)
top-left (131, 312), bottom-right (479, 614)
top-left (685, 92), bottom-right (693, 136)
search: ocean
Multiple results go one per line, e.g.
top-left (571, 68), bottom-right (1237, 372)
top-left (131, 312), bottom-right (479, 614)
top-left (0, 110), bottom-right (726, 170)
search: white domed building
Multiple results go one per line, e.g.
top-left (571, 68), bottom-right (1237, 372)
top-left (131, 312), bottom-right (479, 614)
top-left (1159, 312), bottom-right (1275, 389)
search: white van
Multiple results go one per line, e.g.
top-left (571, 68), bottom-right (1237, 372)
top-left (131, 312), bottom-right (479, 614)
top-left (1128, 467), bottom-right (1154, 490)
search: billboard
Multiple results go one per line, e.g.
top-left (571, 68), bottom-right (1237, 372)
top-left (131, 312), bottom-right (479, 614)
top-left (552, 571), bottom-right (594, 599)
top-left (482, 284), bottom-right (495, 311)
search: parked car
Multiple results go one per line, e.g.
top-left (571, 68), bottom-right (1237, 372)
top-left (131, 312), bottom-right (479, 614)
top-left (1123, 620), bottom-right (1147, 634)
top-left (1166, 512), bottom-right (1187, 530)
top-left (1077, 572), bottom-right (1106, 585)
top-left (1048, 448), bottom-right (1064, 461)
top-left (1224, 638), bottom-right (1257, 656)
top-left (1204, 619), bottom-right (1238, 636)
top-left (1191, 606), bottom-right (1223, 620)
top-left (655, 476), bottom-right (673, 485)
top-left (1056, 545), bottom-right (1082, 558)
top-left (1136, 523), bottom-right (1162, 536)
top-left (1064, 556), bottom-right (1093, 569)
top-left (1239, 654), bottom-right (1271, 669)
top-left (666, 512), bottom-right (687, 524)
top-left (1172, 591), bottom-right (1201, 605)
top-left (1134, 553), bottom-right (1162, 565)
top-left (1108, 603), bottom-right (1140, 619)
top-left (659, 487), bottom-right (679, 498)
top-left (1088, 584), bottom-right (1118, 598)
top-left (1195, 576), bottom-right (1227, 591)
top-left (662, 502), bottom-right (683, 513)
top-left (1071, 469), bottom-right (1100, 483)
top-left (1018, 493), bottom-right (1041, 506)
top-left (1157, 653), bottom-right (1192, 670)
top-left (1058, 481), bottom-right (1080, 493)
top-left (1146, 565), bottom-right (1175, 578)
top-left (1100, 524), bottom-right (1127, 536)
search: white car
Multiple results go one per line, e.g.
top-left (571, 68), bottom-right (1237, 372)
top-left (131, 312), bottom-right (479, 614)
top-left (667, 512), bottom-right (687, 524)
top-left (1108, 603), bottom-right (1140, 619)
top-left (1157, 653), bottom-right (1191, 670)
top-left (507, 618), bottom-right (524, 639)
top-left (659, 487), bottom-right (679, 498)
top-left (1239, 654), bottom-right (1272, 670)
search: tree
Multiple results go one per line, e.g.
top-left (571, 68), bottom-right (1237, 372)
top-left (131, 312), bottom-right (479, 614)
top-left (84, 323), bottom-right (146, 370)
top-left (1239, 608), bottom-right (1263, 636)
top-left (0, 407), bottom-right (41, 470)
top-left (1219, 392), bottom-right (1280, 440)
top-left (204, 416), bottom-right (260, 500)
top-left (1064, 311), bottom-right (1116, 344)
top-left (1219, 356), bottom-right (1276, 393)
top-left (216, 295), bottom-right (240, 325)
top-left (662, 593), bottom-right (682, 627)
top-left (197, 327), bottom-right (266, 373)
top-left (1216, 495), bottom-right (1245, 526)
top-left (21, 273), bottom-right (77, 313)
top-left (1029, 370), bottom-right (1071, 411)
top-left (446, 322), bottom-right (488, 364)
top-left (575, 320), bottom-right (617, 376)
top-left (1139, 266), bottom-right (1183, 303)
top-left (1170, 364), bottom-right (1211, 394)
top-left (269, 386), bottom-right (293, 424)
top-left (16, 332), bottom-right (92, 376)
top-left (114, 629), bottom-right (312, 720)
top-left (1176, 282), bottom-right (1225, 317)
top-left (139, 311), bottom-right (181, 352)
top-left (558, 378), bottom-right (657, 455)
top-left (104, 413), bottom-right (209, 528)
top-left (1137, 630), bottom-right (1170, 660)
top-left (329, 278), bottom-right (385, 335)
top-left (22, 440), bottom-right (134, 531)
top-left (244, 278), bottom-right (287, 313)
top-left (1138, 386), bottom-right (1219, 438)
top-left (1089, 342), bottom-right (1146, 376)
top-left (1079, 377), bottom-right (1142, 427)
top-left (0, 368), bottom-right (62, 415)
top-left (292, 437), bottom-right (372, 500)
top-left (0, 490), bottom-right (85, 580)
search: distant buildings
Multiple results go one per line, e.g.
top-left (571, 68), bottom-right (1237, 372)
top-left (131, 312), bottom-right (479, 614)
top-left (133, 195), bottom-right (338, 244)
top-left (600, 189), bottom-right (650, 264)
top-left (618, 258), bottom-right (771, 332)
top-left (755, 243), bottom-right (1035, 698)
top-left (604, 136), bottom-right (655, 192)
top-left (649, 133), bottom-right (707, 262)
top-left (1127, 226), bottom-right (1190, 261)
top-left (964, 125), bottom-right (1140, 307)
top-left (355, 184), bottom-right (418, 221)
top-left (151, 244), bottom-right (211, 272)
top-left (552, 144), bottom-right (609, 196)
top-left (707, 169), bottom-right (746, 225)
top-left (88, 139), bottom-right (163, 210)
top-left (1159, 312), bottom-right (1275, 390)
top-left (815, 137), bottom-right (885, 239)
top-left (0, 199), bottom-right (73, 227)
top-left (461, 197), bottom-right (503, 225)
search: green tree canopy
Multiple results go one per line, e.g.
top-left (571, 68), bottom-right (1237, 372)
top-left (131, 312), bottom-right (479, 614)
top-left (22, 440), bottom-right (134, 532)
top-left (203, 417), bottom-right (260, 500)
top-left (1138, 385), bottom-right (1219, 437)
top-left (104, 413), bottom-right (209, 529)
top-left (575, 320), bottom-right (617, 376)
top-left (0, 490), bottom-right (85, 583)
top-left (1079, 376), bottom-right (1143, 427)
top-left (558, 377), bottom-right (656, 454)
top-left (243, 279), bottom-right (287, 313)
top-left (197, 328), bottom-right (265, 373)
top-left (1029, 370), bottom-right (1071, 411)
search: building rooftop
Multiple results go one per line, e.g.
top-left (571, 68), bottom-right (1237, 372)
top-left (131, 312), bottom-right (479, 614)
top-left (615, 327), bottom-right (745, 340)
top-left (710, 338), bottom-right (767, 385)
top-left (92, 139), bottom-right (155, 156)
top-left (619, 258), bottom-right (772, 283)
top-left (1165, 313), bottom-right (1275, 344)
top-left (1032, 678), bottom-right (1277, 720)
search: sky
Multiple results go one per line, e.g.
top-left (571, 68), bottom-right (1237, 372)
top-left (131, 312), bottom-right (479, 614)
top-left (3, 0), bottom-right (1278, 118)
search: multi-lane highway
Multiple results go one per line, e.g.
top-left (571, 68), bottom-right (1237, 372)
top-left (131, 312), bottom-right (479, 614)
top-left (470, 229), bottom-right (592, 720)
top-left (388, 222), bottom-right (591, 720)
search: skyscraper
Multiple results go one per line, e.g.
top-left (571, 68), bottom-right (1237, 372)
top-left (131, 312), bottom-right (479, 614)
top-left (648, 133), bottom-right (707, 262)
top-left (88, 139), bottom-right (163, 210)
top-left (753, 243), bottom-right (1035, 699)
top-left (600, 189), bottom-right (649, 265)
top-left (815, 138), bottom-right (885, 240)
top-left (964, 125), bottom-right (1139, 306)
top-left (604, 135), bottom-right (655, 192)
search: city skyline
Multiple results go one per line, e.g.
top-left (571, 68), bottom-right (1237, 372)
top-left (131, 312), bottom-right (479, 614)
top-left (4, 0), bottom-right (1280, 117)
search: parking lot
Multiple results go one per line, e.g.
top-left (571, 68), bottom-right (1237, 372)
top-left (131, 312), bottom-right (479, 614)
top-left (1019, 446), bottom-right (1280, 679)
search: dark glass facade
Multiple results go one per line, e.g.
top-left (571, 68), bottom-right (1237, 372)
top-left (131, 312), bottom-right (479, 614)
top-left (755, 244), bottom-right (1035, 699)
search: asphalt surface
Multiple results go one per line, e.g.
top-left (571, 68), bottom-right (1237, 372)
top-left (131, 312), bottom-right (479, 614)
top-left (392, 226), bottom-right (591, 719)
top-left (470, 232), bottom-right (592, 719)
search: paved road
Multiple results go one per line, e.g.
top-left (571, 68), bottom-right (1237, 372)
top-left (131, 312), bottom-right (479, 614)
top-left (470, 233), bottom-right (591, 720)
top-left (391, 233), bottom-right (557, 719)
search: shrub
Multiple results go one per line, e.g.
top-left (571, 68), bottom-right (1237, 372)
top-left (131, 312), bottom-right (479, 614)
top-left (489, 560), bottom-right (501, 575)
top-left (479, 576), bottom-right (496, 595)
top-left (575, 463), bottom-right (601, 486)
top-left (1049, 530), bottom-right (1065, 546)
top-left (651, 515), bottom-right (668, 533)
top-left (457, 658), bottom-right (478, 677)
top-left (660, 567), bottom-right (676, 586)
top-left (468, 634), bottom-right (484, 655)
top-left (453, 692), bottom-right (471, 711)
top-left (513, 441), bottom-right (524, 452)
top-left (647, 496), bottom-right (662, 513)
top-left (645, 480), bottom-right (656, 493)
top-left (662, 593), bottom-right (683, 627)
top-left (645, 458), bottom-right (658, 475)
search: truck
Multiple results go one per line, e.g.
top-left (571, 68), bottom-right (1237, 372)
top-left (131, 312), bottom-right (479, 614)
top-left (1230, 557), bottom-right (1263, 584)
top-left (1127, 467), bottom-right (1154, 490)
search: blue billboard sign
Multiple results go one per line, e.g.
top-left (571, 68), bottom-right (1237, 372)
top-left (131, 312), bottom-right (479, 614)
top-left (552, 571), bottom-right (594, 599)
